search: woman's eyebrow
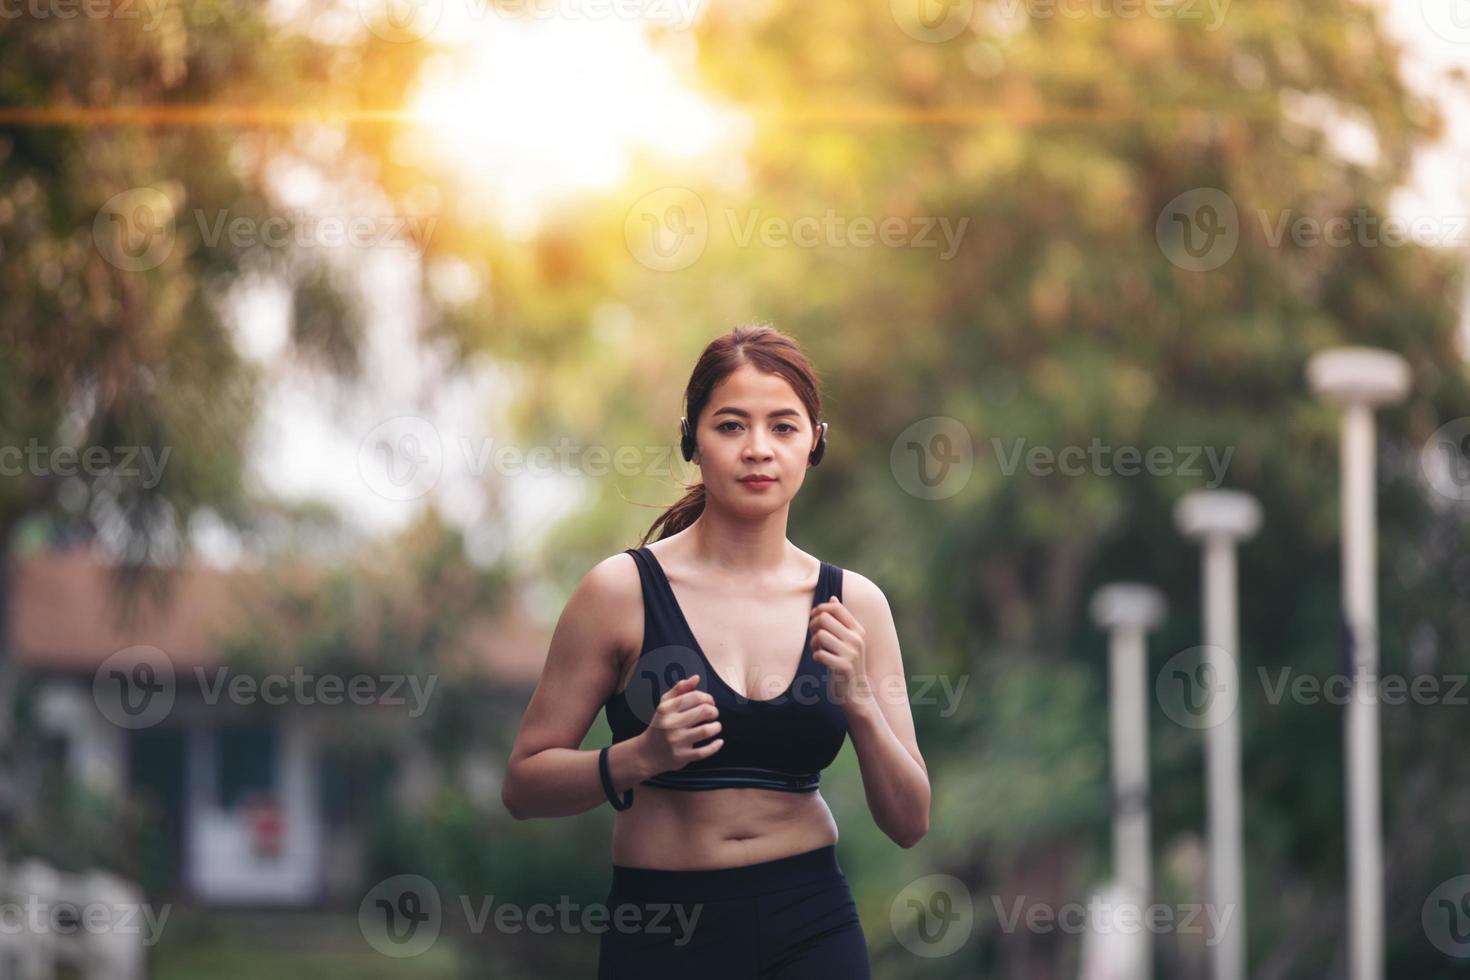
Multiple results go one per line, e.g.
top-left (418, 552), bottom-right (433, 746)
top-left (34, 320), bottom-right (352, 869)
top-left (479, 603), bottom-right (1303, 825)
top-left (710, 407), bottom-right (802, 419)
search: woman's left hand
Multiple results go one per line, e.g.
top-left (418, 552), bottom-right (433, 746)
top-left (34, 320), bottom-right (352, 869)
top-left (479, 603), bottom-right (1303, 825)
top-left (810, 597), bottom-right (872, 712)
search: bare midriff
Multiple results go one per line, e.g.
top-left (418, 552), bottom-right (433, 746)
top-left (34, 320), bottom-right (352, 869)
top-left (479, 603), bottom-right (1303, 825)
top-left (611, 784), bottom-right (839, 870)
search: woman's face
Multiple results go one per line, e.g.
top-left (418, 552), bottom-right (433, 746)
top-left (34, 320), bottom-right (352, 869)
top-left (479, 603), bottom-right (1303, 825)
top-left (693, 363), bottom-right (819, 516)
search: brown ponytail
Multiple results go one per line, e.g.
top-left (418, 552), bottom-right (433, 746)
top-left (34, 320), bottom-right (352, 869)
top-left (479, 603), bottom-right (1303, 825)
top-left (637, 322), bottom-right (823, 547)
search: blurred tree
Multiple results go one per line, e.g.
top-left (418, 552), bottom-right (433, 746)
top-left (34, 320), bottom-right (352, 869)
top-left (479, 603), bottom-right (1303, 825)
top-left (5, 0), bottom-right (1470, 976)
top-left (0, 1), bottom-right (426, 850)
top-left (357, 2), bottom-right (1470, 978)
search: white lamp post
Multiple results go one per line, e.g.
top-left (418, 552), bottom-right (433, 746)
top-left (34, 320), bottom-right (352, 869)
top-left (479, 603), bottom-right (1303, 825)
top-left (1088, 582), bottom-right (1167, 980)
top-left (1174, 489), bottom-right (1261, 980)
top-left (1306, 346), bottom-right (1410, 980)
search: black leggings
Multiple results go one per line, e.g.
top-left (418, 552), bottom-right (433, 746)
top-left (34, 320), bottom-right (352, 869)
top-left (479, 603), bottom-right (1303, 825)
top-left (597, 844), bottom-right (871, 979)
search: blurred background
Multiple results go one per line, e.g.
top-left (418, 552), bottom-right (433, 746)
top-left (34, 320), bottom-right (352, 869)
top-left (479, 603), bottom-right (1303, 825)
top-left (3, 0), bottom-right (1470, 976)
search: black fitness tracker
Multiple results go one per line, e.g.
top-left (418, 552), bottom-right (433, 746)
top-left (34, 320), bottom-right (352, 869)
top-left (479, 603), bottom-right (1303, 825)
top-left (599, 745), bottom-right (634, 810)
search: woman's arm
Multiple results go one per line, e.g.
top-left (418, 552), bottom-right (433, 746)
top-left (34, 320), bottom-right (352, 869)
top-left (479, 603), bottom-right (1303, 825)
top-left (500, 554), bottom-right (723, 819)
top-left (501, 555), bottom-right (655, 819)
top-left (810, 571), bottom-right (931, 848)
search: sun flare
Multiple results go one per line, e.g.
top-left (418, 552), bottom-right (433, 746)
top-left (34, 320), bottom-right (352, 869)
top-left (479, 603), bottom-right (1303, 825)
top-left (404, 13), bottom-right (741, 236)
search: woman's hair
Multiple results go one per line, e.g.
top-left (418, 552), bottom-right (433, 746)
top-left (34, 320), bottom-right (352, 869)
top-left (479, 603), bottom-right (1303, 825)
top-left (639, 323), bottom-right (823, 546)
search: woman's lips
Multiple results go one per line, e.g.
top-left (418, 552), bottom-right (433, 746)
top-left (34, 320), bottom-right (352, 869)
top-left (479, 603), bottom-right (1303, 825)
top-left (739, 477), bottom-right (776, 489)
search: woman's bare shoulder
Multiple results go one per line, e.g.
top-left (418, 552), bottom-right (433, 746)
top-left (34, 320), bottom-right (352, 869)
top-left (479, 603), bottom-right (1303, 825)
top-left (570, 550), bottom-right (642, 612)
top-left (560, 550), bottom-right (644, 660)
top-left (833, 565), bottom-right (894, 626)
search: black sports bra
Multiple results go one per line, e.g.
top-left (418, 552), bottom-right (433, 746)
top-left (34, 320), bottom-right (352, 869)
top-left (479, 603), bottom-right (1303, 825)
top-left (604, 546), bottom-right (849, 793)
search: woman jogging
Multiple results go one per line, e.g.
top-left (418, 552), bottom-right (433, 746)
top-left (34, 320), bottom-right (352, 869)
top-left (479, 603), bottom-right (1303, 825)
top-left (501, 323), bottom-right (930, 979)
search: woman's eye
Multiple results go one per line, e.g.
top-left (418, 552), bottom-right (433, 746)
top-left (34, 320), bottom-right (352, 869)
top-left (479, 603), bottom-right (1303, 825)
top-left (716, 420), bottom-right (797, 433)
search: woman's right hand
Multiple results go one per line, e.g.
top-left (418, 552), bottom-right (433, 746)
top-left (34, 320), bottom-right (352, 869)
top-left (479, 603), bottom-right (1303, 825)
top-left (636, 675), bottom-right (723, 774)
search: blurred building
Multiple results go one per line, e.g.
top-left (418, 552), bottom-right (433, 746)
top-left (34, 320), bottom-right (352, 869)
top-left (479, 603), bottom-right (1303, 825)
top-left (10, 548), bottom-right (547, 908)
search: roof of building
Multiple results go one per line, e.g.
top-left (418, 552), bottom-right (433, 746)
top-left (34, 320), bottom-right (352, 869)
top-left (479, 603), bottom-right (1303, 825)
top-left (10, 548), bottom-right (549, 686)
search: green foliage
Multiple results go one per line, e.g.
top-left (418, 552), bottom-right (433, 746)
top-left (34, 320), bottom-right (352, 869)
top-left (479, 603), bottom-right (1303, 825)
top-left (5, 0), bottom-right (1470, 975)
top-left (395, 3), bottom-right (1470, 976)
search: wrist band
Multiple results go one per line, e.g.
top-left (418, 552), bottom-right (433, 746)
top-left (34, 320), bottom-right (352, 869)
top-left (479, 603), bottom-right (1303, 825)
top-left (599, 746), bottom-right (634, 810)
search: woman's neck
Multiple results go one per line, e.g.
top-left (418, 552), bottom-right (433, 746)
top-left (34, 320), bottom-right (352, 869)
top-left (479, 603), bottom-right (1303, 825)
top-left (679, 510), bottom-right (791, 574)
